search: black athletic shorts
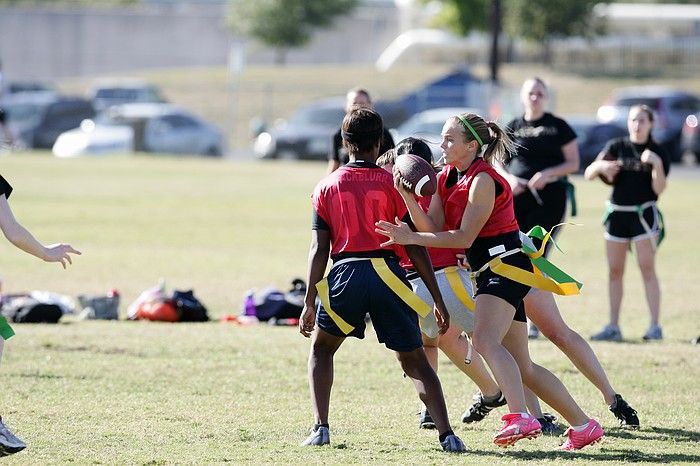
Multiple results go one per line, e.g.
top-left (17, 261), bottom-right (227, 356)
top-left (468, 231), bottom-right (530, 322)
top-left (316, 257), bottom-right (422, 352)
top-left (604, 203), bottom-right (660, 242)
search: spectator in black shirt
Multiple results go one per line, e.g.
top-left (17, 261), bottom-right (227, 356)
top-left (327, 88), bottom-right (394, 174)
top-left (497, 77), bottom-right (579, 340)
top-left (585, 105), bottom-right (669, 342)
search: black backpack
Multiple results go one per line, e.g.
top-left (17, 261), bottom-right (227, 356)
top-left (2, 297), bottom-right (62, 324)
top-left (172, 290), bottom-right (209, 322)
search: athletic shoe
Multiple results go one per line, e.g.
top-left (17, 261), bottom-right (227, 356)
top-left (441, 434), bottom-right (467, 453)
top-left (0, 417), bottom-right (26, 456)
top-left (419, 407), bottom-right (436, 429)
top-left (642, 325), bottom-right (663, 341)
top-left (610, 394), bottom-right (640, 428)
top-left (527, 322), bottom-right (540, 339)
top-left (560, 418), bottom-right (604, 451)
top-left (591, 325), bottom-right (622, 342)
top-left (538, 413), bottom-right (562, 436)
top-left (300, 425), bottom-right (330, 447)
top-left (462, 391), bottom-right (507, 423)
top-left (493, 413), bottom-right (542, 447)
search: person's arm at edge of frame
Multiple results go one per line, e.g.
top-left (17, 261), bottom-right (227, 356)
top-left (0, 195), bottom-right (80, 268)
top-left (299, 229), bottom-right (330, 337)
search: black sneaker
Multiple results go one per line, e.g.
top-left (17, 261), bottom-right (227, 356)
top-left (537, 413), bottom-right (562, 436)
top-left (461, 391), bottom-right (507, 423)
top-left (610, 394), bottom-right (640, 428)
top-left (419, 407), bottom-right (436, 429)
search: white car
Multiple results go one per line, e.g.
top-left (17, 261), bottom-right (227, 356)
top-left (53, 103), bottom-right (225, 158)
top-left (390, 107), bottom-right (483, 161)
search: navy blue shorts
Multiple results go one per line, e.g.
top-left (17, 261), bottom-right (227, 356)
top-left (316, 258), bottom-right (423, 352)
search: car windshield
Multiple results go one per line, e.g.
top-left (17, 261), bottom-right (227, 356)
top-left (289, 106), bottom-right (344, 126)
top-left (5, 102), bottom-right (46, 126)
top-left (615, 97), bottom-right (660, 108)
top-left (399, 119), bottom-right (445, 137)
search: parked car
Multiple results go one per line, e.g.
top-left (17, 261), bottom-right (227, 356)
top-left (390, 107), bottom-right (483, 161)
top-left (596, 87), bottom-right (700, 162)
top-left (681, 112), bottom-right (700, 162)
top-left (8, 96), bottom-right (96, 149)
top-left (254, 97), bottom-right (346, 160)
top-left (90, 81), bottom-right (165, 113)
top-left (0, 91), bottom-right (58, 145)
top-left (3, 81), bottom-right (56, 96)
top-left (53, 103), bottom-right (225, 157)
top-left (565, 116), bottom-right (628, 170)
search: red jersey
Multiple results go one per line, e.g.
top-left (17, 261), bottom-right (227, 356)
top-left (399, 193), bottom-right (464, 270)
top-left (312, 161), bottom-right (408, 258)
top-left (438, 158), bottom-right (519, 238)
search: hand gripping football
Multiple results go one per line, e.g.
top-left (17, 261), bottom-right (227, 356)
top-left (395, 153), bottom-right (438, 196)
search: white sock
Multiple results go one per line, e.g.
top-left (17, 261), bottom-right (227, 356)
top-left (570, 420), bottom-right (591, 432)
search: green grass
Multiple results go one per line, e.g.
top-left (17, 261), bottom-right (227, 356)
top-left (0, 153), bottom-right (698, 464)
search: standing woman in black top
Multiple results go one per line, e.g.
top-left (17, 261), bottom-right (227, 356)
top-left (585, 105), bottom-right (669, 342)
top-left (499, 77), bottom-right (579, 340)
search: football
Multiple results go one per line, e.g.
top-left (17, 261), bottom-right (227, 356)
top-left (395, 153), bottom-right (438, 197)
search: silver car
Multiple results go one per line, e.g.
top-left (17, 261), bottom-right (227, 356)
top-left (53, 103), bottom-right (225, 157)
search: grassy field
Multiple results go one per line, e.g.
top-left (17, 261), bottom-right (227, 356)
top-left (0, 153), bottom-right (699, 464)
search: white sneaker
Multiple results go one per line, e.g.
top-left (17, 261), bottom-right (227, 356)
top-left (300, 425), bottom-right (330, 446)
top-left (0, 417), bottom-right (26, 456)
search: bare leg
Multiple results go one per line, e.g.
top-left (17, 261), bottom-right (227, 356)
top-left (525, 387), bottom-right (544, 417)
top-left (471, 294), bottom-right (527, 413)
top-left (635, 239), bottom-right (661, 327)
top-left (308, 329), bottom-right (345, 425)
top-left (606, 240), bottom-right (628, 327)
top-left (438, 326), bottom-right (500, 396)
top-left (397, 348), bottom-right (452, 435)
top-left (502, 321), bottom-right (589, 426)
top-left (526, 290), bottom-right (617, 405)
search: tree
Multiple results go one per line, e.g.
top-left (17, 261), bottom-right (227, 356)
top-left (228, 0), bottom-right (358, 65)
top-left (425, 0), bottom-right (501, 83)
top-left (504, 0), bottom-right (600, 64)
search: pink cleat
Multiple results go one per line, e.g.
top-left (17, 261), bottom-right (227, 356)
top-left (493, 413), bottom-right (542, 447)
top-left (560, 418), bottom-right (604, 451)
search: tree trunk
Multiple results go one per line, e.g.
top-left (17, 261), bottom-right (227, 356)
top-left (274, 48), bottom-right (287, 66)
top-left (488, 0), bottom-right (502, 84)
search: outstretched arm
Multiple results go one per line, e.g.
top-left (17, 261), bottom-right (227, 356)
top-left (0, 195), bottom-right (81, 268)
top-left (376, 173), bottom-right (495, 250)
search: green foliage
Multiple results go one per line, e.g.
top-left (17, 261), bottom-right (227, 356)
top-left (505, 0), bottom-right (599, 43)
top-left (428, 0), bottom-right (490, 34)
top-left (228, 0), bottom-right (358, 49)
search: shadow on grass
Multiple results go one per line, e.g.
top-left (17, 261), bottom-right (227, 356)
top-left (463, 446), bottom-right (699, 463)
top-left (605, 426), bottom-right (700, 443)
top-left (40, 342), bottom-right (146, 357)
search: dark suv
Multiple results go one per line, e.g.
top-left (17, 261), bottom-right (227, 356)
top-left (596, 87), bottom-right (699, 162)
top-left (19, 97), bottom-right (96, 149)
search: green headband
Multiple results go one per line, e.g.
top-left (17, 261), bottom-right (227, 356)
top-left (455, 115), bottom-right (484, 147)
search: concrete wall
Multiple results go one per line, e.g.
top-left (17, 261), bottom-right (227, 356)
top-left (0, 1), bottom-right (399, 81)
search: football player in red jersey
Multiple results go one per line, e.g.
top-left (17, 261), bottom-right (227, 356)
top-left (299, 107), bottom-right (466, 453)
top-left (376, 113), bottom-right (604, 451)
